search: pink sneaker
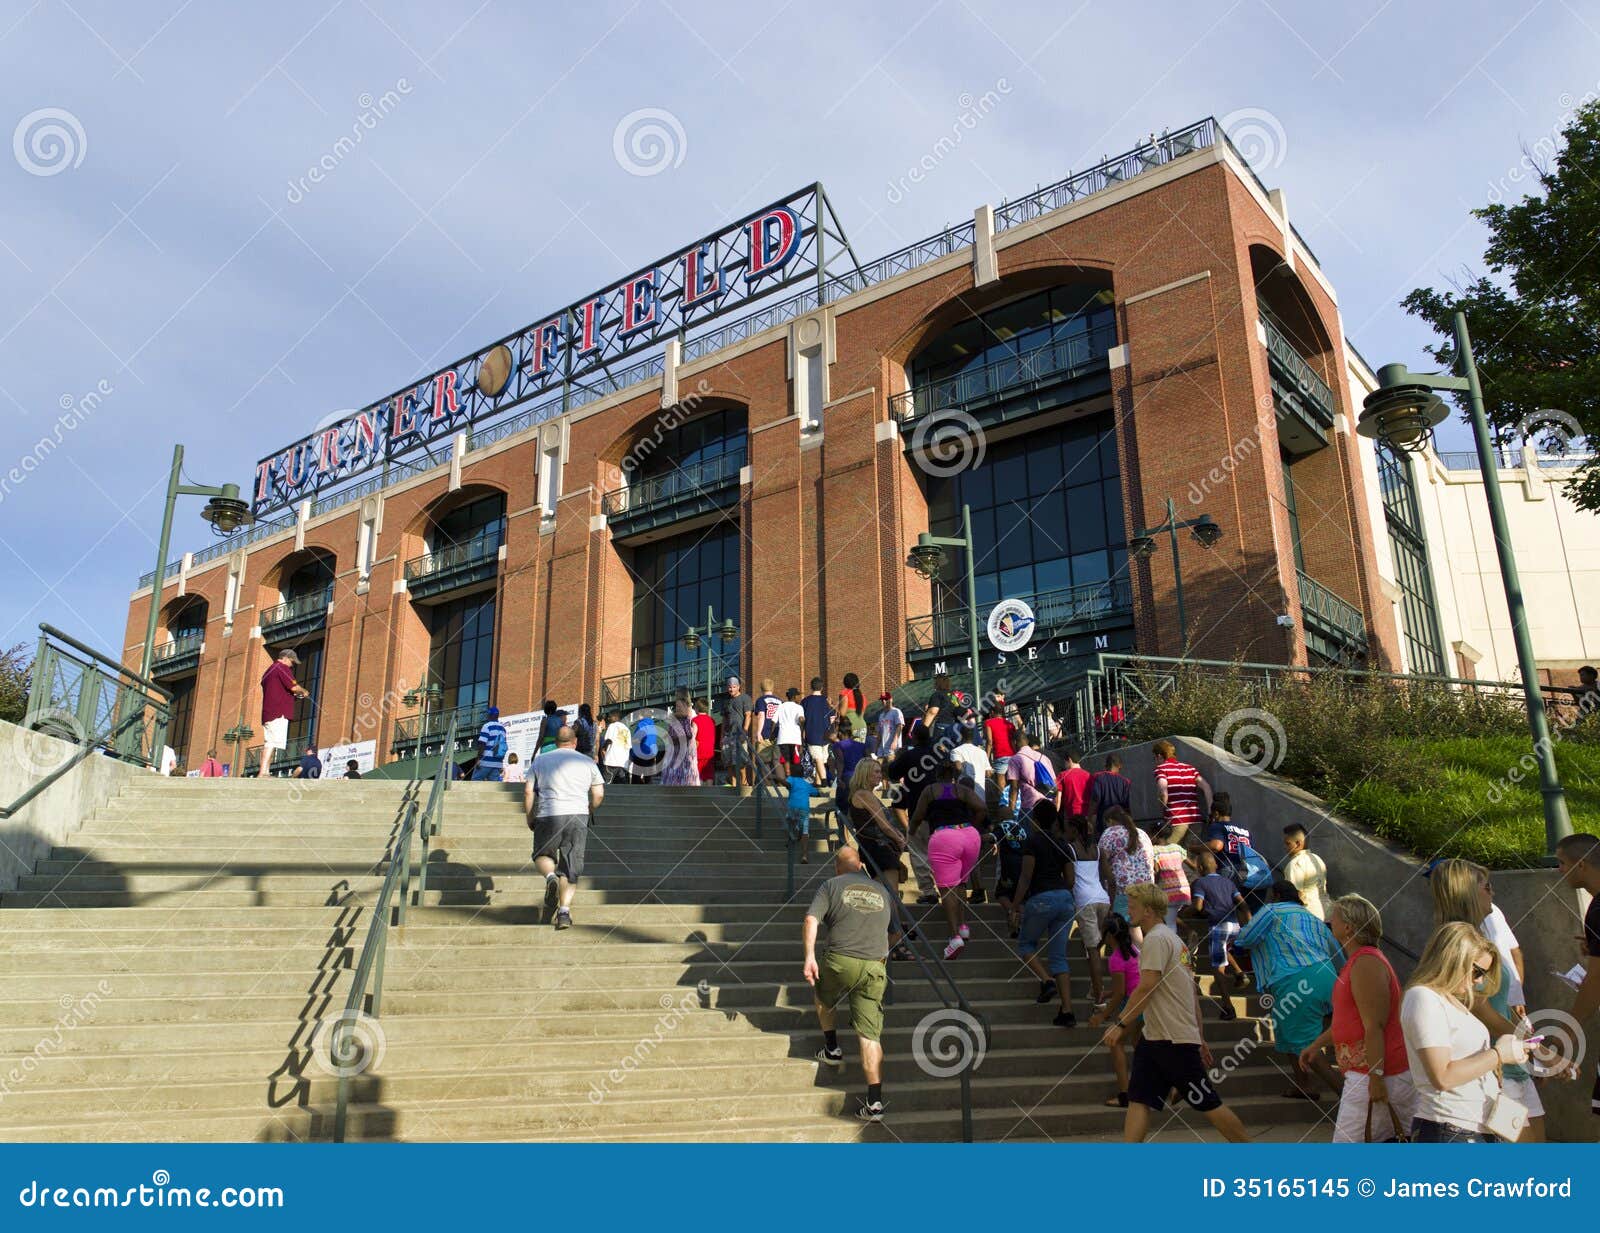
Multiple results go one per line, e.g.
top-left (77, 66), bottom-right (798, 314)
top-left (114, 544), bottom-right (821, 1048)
top-left (958, 924), bottom-right (971, 940)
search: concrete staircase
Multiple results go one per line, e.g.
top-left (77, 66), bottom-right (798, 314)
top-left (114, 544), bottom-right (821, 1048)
top-left (0, 777), bottom-right (1328, 1142)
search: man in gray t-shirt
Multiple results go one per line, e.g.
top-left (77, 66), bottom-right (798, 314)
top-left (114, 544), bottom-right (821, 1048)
top-left (526, 727), bottom-right (604, 930)
top-left (804, 847), bottom-right (894, 1122)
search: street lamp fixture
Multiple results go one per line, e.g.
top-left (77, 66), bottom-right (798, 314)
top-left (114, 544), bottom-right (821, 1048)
top-left (1359, 310), bottom-right (1572, 858)
top-left (222, 720), bottom-right (253, 777)
top-left (1131, 497), bottom-right (1224, 652)
top-left (683, 609), bottom-right (739, 707)
top-left (138, 445), bottom-right (256, 679)
top-left (904, 506), bottom-right (983, 709)
top-left (402, 682), bottom-right (444, 777)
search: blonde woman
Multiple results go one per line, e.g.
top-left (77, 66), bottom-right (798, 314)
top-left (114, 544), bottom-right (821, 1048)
top-left (1299, 894), bottom-right (1416, 1141)
top-left (1400, 921), bottom-right (1528, 1142)
top-left (1429, 858), bottom-right (1543, 1140)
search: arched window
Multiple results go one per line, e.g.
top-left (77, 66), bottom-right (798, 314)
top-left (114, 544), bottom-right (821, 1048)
top-left (911, 284), bottom-right (1115, 389)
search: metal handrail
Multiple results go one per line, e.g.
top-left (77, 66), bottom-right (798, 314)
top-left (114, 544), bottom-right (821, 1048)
top-left (889, 323), bottom-right (1118, 423)
top-left (332, 716), bottom-right (455, 1142)
top-left (841, 804), bottom-right (988, 1142)
top-left (907, 577), bottom-right (1133, 653)
top-left (259, 585), bottom-right (333, 631)
top-left (1295, 570), bottom-right (1366, 643)
top-left (151, 631), bottom-right (203, 663)
top-left (1259, 314), bottom-right (1336, 424)
top-left (600, 451), bottom-right (745, 517)
top-left (403, 523), bottom-right (504, 584)
top-left (391, 700), bottom-right (484, 746)
top-left (2, 624), bottom-right (173, 818)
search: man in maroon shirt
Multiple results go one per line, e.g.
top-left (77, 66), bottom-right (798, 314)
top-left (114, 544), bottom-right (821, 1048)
top-left (259, 649), bottom-right (309, 778)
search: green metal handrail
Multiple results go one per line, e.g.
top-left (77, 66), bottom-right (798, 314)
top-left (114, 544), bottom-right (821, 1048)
top-left (888, 322), bottom-right (1118, 424)
top-left (906, 577), bottom-right (1133, 653)
top-left (332, 715), bottom-right (455, 1142)
top-left (390, 700), bottom-right (484, 747)
top-left (1260, 314), bottom-right (1336, 426)
top-left (259, 585), bottom-right (332, 632)
top-left (1295, 570), bottom-right (1366, 643)
top-left (599, 451), bottom-right (745, 518)
top-left (151, 631), bottom-right (202, 664)
top-left (403, 523), bottom-right (504, 585)
top-left (2, 625), bottom-right (172, 818)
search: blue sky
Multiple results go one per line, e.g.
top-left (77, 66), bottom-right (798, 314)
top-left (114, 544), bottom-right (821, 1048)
top-left (1, 0), bottom-right (1596, 656)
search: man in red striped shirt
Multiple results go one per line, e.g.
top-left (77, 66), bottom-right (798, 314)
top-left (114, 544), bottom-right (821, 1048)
top-left (1152, 739), bottom-right (1211, 835)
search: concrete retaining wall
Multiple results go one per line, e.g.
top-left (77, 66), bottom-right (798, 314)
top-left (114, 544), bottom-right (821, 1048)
top-left (1097, 735), bottom-right (1596, 1143)
top-left (0, 720), bottom-right (145, 892)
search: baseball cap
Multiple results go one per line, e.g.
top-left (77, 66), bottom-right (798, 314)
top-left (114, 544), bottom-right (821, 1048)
top-left (279, 648), bottom-right (300, 664)
top-left (485, 706), bottom-right (499, 719)
top-left (879, 692), bottom-right (893, 701)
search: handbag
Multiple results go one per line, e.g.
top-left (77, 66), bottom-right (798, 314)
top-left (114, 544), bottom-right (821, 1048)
top-left (1484, 1088), bottom-right (1529, 1142)
top-left (1362, 1083), bottom-right (1409, 1142)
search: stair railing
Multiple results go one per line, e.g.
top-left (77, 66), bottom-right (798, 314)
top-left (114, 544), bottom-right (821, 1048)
top-left (331, 716), bottom-right (456, 1142)
top-left (840, 802), bottom-right (989, 1142)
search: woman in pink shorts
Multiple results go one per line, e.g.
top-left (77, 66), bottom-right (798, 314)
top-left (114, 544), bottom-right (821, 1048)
top-left (910, 762), bottom-right (988, 959)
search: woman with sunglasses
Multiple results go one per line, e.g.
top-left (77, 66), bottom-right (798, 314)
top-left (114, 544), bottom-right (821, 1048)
top-left (1399, 921), bottom-right (1528, 1142)
top-left (1430, 858), bottom-right (1544, 1140)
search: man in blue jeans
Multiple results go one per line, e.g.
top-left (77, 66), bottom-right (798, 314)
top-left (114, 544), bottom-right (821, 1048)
top-left (1008, 801), bottom-right (1078, 1027)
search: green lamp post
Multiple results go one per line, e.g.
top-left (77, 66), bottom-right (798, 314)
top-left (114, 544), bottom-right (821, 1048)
top-left (402, 682), bottom-right (444, 778)
top-left (906, 503), bottom-right (983, 710)
top-left (222, 720), bottom-right (253, 778)
top-left (1128, 497), bottom-right (1223, 652)
top-left (139, 444), bottom-right (254, 678)
top-left (682, 608), bottom-right (739, 708)
top-left (1357, 310), bottom-right (1572, 858)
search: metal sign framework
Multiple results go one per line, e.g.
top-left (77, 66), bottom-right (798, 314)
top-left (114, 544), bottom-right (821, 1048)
top-left (252, 184), bottom-right (860, 516)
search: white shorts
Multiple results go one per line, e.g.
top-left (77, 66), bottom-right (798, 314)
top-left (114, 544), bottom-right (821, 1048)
top-left (1331, 1069), bottom-right (1418, 1142)
top-left (1501, 1073), bottom-right (1544, 1119)
top-left (262, 716), bottom-right (290, 749)
top-left (807, 744), bottom-right (830, 768)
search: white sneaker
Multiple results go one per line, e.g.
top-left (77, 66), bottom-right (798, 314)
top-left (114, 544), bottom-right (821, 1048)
top-left (943, 936), bottom-right (966, 960)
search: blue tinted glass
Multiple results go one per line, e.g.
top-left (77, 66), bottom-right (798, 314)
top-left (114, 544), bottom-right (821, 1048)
top-left (1067, 483), bottom-right (1107, 551)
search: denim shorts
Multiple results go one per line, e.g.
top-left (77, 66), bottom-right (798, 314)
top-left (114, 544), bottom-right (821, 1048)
top-left (1017, 888), bottom-right (1078, 976)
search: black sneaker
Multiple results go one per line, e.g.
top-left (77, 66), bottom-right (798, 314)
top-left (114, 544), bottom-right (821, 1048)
top-left (968, 888), bottom-right (987, 905)
top-left (856, 1099), bottom-right (886, 1122)
top-left (815, 1047), bottom-right (844, 1069)
top-left (553, 907), bottom-right (572, 931)
top-left (542, 874), bottom-right (559, 920)
top-left (1052, 1010), bottom-right (1077, 1028)
top-left (1035, 980), bottom-right (1056, 1004)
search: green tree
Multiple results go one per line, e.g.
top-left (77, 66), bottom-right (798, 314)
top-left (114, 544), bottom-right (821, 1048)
top-left (1403, 99), bottom-right (1599, 510)
top-left (0, 642), bottom-right (30, 725)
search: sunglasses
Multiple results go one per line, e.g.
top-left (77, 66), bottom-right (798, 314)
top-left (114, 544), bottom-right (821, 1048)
top-left (1472, 963), bottom-right (1491, 982)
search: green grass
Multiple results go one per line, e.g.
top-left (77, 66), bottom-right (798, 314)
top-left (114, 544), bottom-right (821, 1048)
top-left (1312, 737), bottom-right (1600, 869)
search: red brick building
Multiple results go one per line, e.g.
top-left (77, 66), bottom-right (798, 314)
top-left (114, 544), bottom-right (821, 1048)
top-left (124, 118), bottom-right (1403, 774)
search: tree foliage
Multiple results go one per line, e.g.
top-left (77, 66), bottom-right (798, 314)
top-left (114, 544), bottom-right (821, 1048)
top-left (1403, 100), bottom-right (1600, 510)
top-left (0, 642), bottom-right (30, 726)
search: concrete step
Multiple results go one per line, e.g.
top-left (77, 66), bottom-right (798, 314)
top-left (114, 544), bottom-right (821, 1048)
top-left (41, 836), bottom-right (817, 863)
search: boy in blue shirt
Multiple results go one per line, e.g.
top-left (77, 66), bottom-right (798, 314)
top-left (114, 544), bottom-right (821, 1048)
top-left (785, 772), bottom-right (815, 863)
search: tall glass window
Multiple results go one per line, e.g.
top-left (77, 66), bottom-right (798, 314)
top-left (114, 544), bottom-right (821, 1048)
top-left (430, 493), bottom-right (505, 554)
top-left (1378, 445), bottom-right (1447, 676)
top-left (629, 523), bottom-right (741, 673)
top-left (1281, 449), bottom-right (1306, 572)
top-left (910, 284), bottom-right (1115, 387)
top-left (925, 413), bottom-right (1126, 614)
top-left (285, 640), bottom-right (324, 752)
top-left (284, 557), bottom-right (334, 604)
top-left (166, 676), bottom-right (195, 768)
top-left (429, 596), bottom-right (497, 712)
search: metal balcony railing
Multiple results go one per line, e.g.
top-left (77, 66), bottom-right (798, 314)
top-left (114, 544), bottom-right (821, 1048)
top-left (889, 323), bottom-right (1118, 424)
top-left (403, 524), bottom-right (504, 589)
top-left (259, 585), bottom-right (332, 636)
top-left (600, 452), bottom-right (745, 519)
top-left (907, 577), bottom-right (1134, 654)
top-left (150, 632), bottom-right (203, 676)
top-left (390, 701), bottom-right (485, 752)
top-left (600, 650), bottom-right (741, 709)
top-left (1260, 315), bottom-right (1337, 429)
top-left (1297, 570), bottom-right (1366, 648)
